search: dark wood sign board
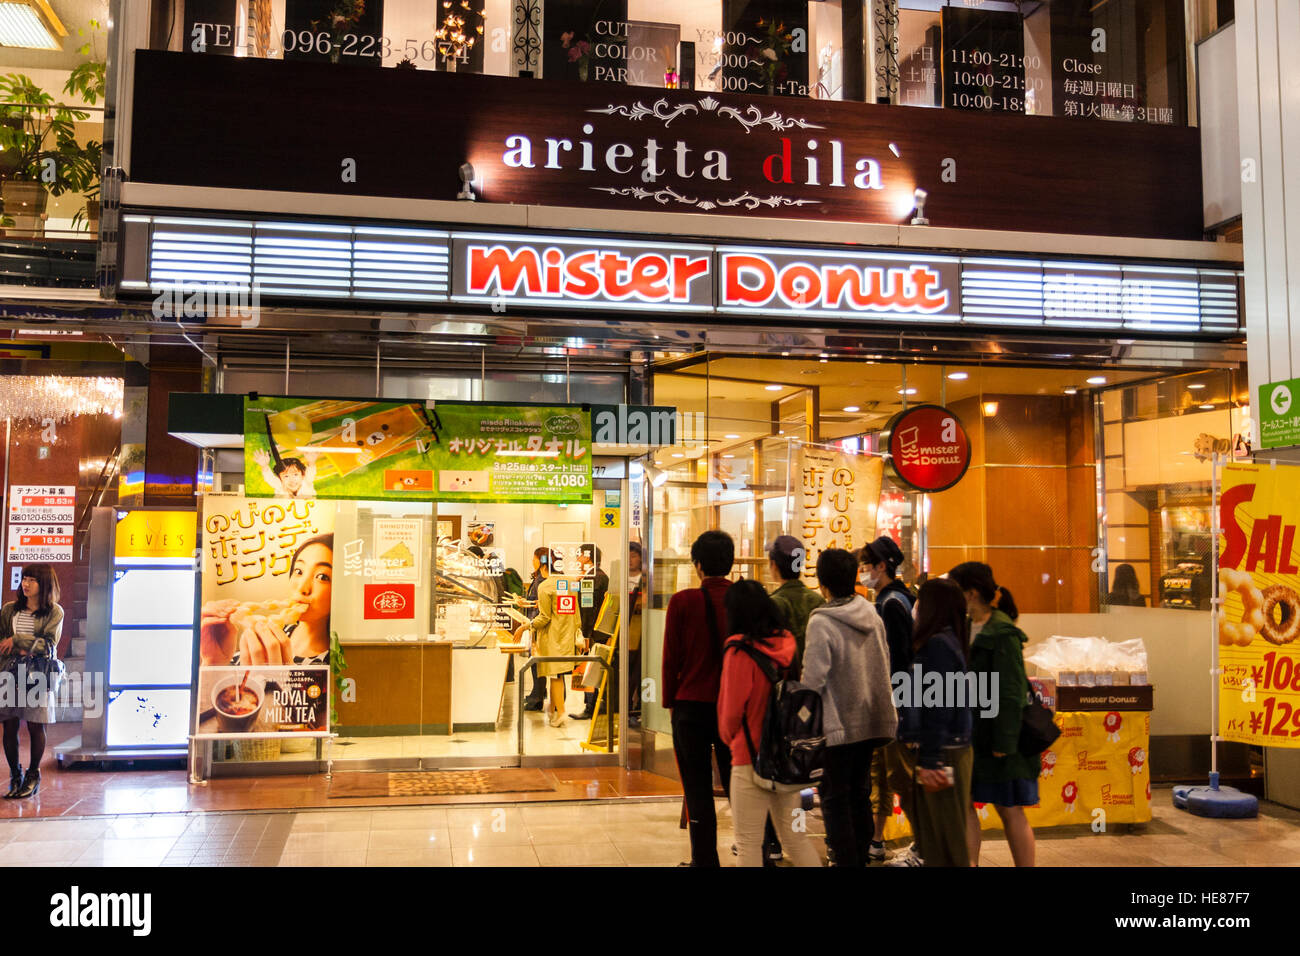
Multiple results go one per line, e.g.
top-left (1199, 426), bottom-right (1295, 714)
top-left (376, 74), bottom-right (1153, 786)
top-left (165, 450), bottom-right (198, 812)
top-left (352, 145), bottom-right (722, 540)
top-left (129, 50), bottom-right (1203, 240)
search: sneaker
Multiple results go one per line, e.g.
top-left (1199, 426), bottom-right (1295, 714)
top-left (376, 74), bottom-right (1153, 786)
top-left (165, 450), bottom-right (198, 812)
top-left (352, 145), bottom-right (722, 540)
top-left (868, 841), bottom-right (887, 862)
top-left (885, 846), bottom-right (924, 867)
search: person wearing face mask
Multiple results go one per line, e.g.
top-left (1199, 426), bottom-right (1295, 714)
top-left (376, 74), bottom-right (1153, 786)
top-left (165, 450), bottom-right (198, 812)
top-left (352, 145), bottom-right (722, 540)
top-left (857, 536), bottom-right (920, 865)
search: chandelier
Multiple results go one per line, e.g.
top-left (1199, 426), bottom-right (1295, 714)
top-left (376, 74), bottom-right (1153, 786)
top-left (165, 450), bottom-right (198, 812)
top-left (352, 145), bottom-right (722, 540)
top-left (0, 375), bottom-right (124, 423)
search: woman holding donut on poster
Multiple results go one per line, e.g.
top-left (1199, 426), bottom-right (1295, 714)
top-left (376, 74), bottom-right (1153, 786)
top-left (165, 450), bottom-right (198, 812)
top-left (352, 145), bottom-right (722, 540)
top-left (200, 534), bottom-right (334, 666)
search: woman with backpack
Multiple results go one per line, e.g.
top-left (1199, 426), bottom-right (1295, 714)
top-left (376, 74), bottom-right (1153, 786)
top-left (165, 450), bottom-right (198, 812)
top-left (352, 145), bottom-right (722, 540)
top-left (717, 579), bottom-right (822, 868)
top-left (898, 578), bottom-right (973, 867)
top-left (947, 562), bottom-right (1037, 867)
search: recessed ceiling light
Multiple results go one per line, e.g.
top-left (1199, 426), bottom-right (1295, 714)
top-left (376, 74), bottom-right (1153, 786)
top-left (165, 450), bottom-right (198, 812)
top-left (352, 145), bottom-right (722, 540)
top-left (982, 401), bottom-right (999, 417)
top-left (897, 387), bottom-right (918, 396)
top-left (1086, 376), bottom-right (1106, 385)
top-left (843, 406), bottom-right (861, 413)
top-left (722, 453), bottom-right (734, 459)
top-left (1199, 403), bottom-right (1215, 410)
top-left (819, 359), bottom-right (828, 364)
top-left (671, 453), bottom-right (684, 458)
top-left (1187, 383), bottom-right (1206, 390)
top-left (1064, 387), bottom-right (1078, 395)
top-left (765, 384), bottom-right (783, 391)
top-left (947, 372), bottom-right (969, 381)
top-left (724, 433), bottom-right (740, 439)
top-left (819, 353), bottom-right (829, 358)
top-left (781, 351), bottom-right (790, 356)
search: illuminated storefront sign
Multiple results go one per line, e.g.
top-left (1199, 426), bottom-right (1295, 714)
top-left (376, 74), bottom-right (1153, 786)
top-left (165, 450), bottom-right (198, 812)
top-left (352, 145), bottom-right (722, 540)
top-left (119, 215), bottom-right (1241, 335)
top-left (881, 404), bottom-right (973, 493)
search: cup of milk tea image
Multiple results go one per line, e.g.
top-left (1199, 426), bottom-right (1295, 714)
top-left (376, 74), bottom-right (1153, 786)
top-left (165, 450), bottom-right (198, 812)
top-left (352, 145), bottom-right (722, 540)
top-left (213, 673), bottom-right (267, 733)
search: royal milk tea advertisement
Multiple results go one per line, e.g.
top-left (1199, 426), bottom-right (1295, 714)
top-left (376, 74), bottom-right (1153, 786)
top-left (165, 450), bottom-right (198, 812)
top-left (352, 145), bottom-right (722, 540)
top-left (1218, 462), bottom-right (1300, 748)
top-left (195, 495), bottom-right (334, 738)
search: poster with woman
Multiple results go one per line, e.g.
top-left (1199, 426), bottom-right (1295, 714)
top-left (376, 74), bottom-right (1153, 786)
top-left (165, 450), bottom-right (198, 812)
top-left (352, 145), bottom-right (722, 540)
top-left (195, 495), bottom-right (335, 738)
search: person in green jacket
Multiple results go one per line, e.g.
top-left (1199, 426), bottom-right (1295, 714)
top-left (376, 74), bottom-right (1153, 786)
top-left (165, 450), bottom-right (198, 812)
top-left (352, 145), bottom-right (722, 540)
top-left (767, 535), bottom-right (824, 666)
top-left (948, 561), bottom-right (1037, 868)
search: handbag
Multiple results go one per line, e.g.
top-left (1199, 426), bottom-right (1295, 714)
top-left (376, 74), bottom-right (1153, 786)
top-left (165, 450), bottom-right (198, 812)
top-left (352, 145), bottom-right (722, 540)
top-left (1019, 680), bottom-right (1060, 756)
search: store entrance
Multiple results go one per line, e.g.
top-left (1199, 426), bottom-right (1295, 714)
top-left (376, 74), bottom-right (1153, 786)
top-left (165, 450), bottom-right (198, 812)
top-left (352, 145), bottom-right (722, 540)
top-left (324, 481), bottom-right (629, 770)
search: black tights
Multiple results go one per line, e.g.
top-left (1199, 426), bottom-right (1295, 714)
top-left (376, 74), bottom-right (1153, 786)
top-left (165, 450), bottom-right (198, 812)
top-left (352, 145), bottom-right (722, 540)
top-left (2, 719), bottom-right (44, 773)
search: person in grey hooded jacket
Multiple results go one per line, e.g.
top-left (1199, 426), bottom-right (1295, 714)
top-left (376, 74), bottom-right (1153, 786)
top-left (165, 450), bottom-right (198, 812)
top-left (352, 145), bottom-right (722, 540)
top-left (802, 548), bottom-right (899, 867)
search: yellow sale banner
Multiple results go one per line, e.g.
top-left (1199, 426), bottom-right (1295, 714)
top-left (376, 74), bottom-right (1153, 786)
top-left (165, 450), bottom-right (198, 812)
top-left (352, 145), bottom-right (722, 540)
top-left (1218, 462), bottom-right (1300, 747)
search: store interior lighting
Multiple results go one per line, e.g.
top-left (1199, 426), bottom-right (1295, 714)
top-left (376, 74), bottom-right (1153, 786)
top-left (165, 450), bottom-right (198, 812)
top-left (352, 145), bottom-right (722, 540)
top-left (982, 401), bottom-right (999, 417)
top-left (0, 1), bottom-right (66, 50)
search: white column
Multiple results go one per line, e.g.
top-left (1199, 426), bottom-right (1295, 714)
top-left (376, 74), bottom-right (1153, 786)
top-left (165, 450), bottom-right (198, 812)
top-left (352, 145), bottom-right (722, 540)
top-left (1235, 1), bottom-right (1300, 398)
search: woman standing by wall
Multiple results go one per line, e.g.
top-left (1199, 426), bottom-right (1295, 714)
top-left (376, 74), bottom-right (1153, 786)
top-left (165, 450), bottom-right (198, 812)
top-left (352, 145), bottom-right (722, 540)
top-left (0, 564), bottom-right (64, 799)
top-left (948, 561), bottom-right (1037, 867)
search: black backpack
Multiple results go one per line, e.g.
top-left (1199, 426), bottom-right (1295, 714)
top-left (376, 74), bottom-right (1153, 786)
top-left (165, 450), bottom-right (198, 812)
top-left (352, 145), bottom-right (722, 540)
top-left (724, 641), bottom-right (827, 791)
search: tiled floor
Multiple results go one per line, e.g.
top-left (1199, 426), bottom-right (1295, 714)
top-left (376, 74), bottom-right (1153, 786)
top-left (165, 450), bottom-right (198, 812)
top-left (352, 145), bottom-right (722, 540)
top-left (0, 788), bottom-right (1297, 866)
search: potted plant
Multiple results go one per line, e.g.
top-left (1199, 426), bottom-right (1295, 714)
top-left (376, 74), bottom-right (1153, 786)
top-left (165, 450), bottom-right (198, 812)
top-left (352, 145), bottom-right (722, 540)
top-left (65, 20), bottom-right (106, 234)
top-left (0, 74), bottom-right (96, 237)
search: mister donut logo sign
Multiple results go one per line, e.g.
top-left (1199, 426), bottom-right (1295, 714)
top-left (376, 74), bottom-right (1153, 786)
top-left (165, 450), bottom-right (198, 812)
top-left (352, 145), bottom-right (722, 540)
top-left (881, 404), bottom-right (971, 493)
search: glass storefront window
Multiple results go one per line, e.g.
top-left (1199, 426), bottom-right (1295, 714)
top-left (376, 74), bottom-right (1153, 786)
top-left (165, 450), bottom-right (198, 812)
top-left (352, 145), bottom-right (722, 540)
top-left (143, 0), bottom-right (1188, 123)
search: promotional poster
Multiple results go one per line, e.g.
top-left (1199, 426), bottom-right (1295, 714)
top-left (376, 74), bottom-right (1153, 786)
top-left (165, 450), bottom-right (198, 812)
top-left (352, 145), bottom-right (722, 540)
top-left (197, 495), bottom-right (335, 737)
top-left (1218, 462), bottom-right (1300, 748)
top-left (794, 444), bottom-right (884, 586)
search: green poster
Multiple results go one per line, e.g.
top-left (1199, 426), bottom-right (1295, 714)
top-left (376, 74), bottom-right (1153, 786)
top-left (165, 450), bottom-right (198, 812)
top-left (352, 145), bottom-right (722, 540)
top-left (244, 397), bottom-right (438, 500)
top-left (1259, 379), bottom-right (1300, 450)
top-left (431, 403), bottom-right (592, 504)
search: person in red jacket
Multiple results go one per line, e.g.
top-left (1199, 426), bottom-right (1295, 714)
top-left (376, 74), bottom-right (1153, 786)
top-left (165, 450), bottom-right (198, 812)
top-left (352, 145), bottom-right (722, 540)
top-left (718, 579), bottom-right (823, 868)
top-left (662, 530), bottom-right (734, 867)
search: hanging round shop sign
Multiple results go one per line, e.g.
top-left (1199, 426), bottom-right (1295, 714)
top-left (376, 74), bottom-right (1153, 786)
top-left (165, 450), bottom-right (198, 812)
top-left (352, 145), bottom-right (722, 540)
top-left (880, 404), bottom-right (972, 492)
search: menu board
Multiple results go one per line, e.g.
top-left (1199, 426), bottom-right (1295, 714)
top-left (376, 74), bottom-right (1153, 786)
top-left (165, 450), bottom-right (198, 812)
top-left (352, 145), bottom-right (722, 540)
top-left (942, 6), bottom-right (1026, 113)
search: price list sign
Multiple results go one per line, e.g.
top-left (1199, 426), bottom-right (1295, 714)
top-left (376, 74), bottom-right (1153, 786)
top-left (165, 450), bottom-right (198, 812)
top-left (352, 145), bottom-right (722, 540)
top-left (941, 6), bottom-right (1026, 113)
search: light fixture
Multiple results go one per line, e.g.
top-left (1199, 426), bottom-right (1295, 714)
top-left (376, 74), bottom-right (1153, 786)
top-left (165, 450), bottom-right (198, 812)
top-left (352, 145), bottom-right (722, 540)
top-left (1199, 403), bottom-right (1215, 411)
top-left (843, 406), bottom-right (860, 413)
top-left (888, 143), bottom-right (900, 157)
top-left (1187, 383), bottom-right (1206, 390)
top-left (982, 401), bottom-right (999, 417)
top-left (765, 384), bottom-right (783, 391)
top-left (643, 463), bottom-right (668, 488)
top-left (671, 453), bottom-right (684, 458)
top-left (910, 188), bottom-right (929, 226)
top-left (0, 1), bottom-right (66, 50)
top-left (722, 453), bottom-right (735, 459)
top-left (1064, 387), bottom-right (1078, 395)
top-left (724, 433), bottom-right (740, 439)
top-left (457, 162), bottom-right (476, 201)
top-left (1086, 376), bottom-right (1106, 385)
top-left (897, 387), bottom-right (918, 396)
top-left (947, 371), bottom-right (968, 381)
top-left (0, 375), bottom-right (123, 421)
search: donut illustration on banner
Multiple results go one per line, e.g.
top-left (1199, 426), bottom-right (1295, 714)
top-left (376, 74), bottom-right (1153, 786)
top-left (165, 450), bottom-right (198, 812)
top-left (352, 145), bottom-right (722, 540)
top-left (1104, 711), bottom-right (1123, 742)
top-left (1040, 750), bottom-right (1057, 777)
top-left (1061, 781), bottom-right (1079, 812)
top-left (1128, 746), bottom-right (1146, 775)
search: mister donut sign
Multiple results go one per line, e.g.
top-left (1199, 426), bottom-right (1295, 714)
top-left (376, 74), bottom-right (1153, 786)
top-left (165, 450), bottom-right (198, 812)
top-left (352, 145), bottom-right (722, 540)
top-left (881, 405), bottom-right (971, 493)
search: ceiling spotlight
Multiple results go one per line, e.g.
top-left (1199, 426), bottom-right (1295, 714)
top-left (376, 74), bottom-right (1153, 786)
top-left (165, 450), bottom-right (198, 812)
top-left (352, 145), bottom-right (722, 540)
top-left (910, 188), bottom-right (929, 226)
top-left (724, 433), bottom-right (740, 439)
top-left (670, 453), bottom-right (684, 458)
top-left (947, 371), bottom-right (968, 381)
top-left (1064, 387), bottom-right (1078, 395)
top-left (722, 453), bottom-right (735, 459)
top-left (843, 406), bottom-right (861, 413)
top-left (897, 387), bottom-right (918, 396)
top-left (888, 142), bottom-right (901, 158)
top-left (1086, 376), bottom-right (1106, 385)
top-left (1199, 403), bottom-right (1215, 410)
top-left (982, 401), bottom-right (999, 417)
top-left (457, 161), bottom-right (476, 201)
top-left (765, 384), bottom-right (783, 391)
top-left (1187, 383), bottom-right (1206, 390)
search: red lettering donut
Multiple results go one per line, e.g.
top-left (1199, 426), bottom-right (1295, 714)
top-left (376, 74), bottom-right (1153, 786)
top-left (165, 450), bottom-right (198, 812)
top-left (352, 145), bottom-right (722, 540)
top-left (1259, 585), bottom-right (1300, 646)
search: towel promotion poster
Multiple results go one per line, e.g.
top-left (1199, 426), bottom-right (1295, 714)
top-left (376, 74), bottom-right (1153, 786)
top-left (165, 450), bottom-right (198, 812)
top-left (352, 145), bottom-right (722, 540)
top-left (244, 397), bottom-right (591, 504)
top-left (194, 495), bottom-right (334, 738)
top-left (1217, 462), bottom-right (1300, 748)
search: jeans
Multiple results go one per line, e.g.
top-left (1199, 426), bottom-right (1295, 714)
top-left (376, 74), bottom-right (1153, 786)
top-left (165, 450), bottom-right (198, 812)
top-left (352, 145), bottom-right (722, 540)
top-left (730, 767), bottom-right (822, 867)
top-left (819, 739), bottom-right (877, 867)
top-left (670, 701), bottom-right (732, 867)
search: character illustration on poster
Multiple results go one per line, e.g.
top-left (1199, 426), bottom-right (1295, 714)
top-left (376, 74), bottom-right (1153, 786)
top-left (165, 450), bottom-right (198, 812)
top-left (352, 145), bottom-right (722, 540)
top-left (251, 448), bottom-right (319, 499)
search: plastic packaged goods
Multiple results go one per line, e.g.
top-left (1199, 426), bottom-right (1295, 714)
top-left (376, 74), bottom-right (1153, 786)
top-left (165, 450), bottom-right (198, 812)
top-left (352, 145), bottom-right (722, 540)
top-left (1027, 635), bottom-right (1150, 687)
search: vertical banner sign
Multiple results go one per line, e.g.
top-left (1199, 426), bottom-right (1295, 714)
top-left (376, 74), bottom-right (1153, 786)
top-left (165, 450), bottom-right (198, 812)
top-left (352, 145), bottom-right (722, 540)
top-left (431, 404), bottom-right (592, 504)
top-left (794, 445), bottom-right (884, 587)
top-left (244, 397), bottom-right (438, 501)
top-left (195, 495), bottom-right (335, 738)
top-left (1218, 462), bottom-right (1300, 747)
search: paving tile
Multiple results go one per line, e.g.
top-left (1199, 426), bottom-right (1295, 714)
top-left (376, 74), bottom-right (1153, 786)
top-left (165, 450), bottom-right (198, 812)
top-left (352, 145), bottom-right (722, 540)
top-left (365, 848), bottom-right (454, 867)
top-left (452, 845), bottom-right (540, 867)
top-left (447, 825), bottom-right (534, 847)
top-left (368, 828), bottom-right (450, 851)
top-left (535, 843), bottom-right (625, 866)
top-left (0, 839), bottom-right (93, 864)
